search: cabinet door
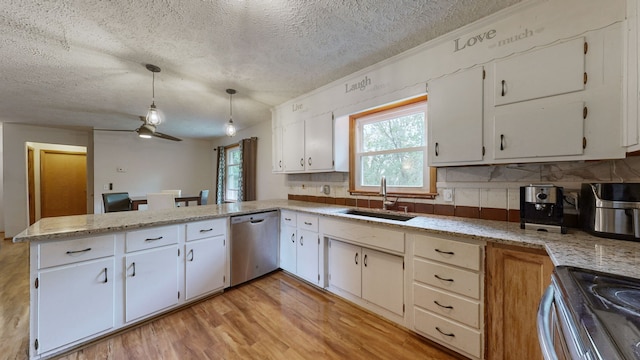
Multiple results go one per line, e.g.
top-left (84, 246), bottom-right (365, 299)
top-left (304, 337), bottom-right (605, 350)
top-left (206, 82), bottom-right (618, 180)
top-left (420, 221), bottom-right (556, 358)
top-left (362, 248), bottom-right (404, 315)
top-left (494, 101), bottom-right (584, 159)
top-left (296, 229), bottom-right (319, 284)
top-left (38, 258), bottom-right (114, 353)
top-left (494, 37), bottom-right (585, 106)
top-left (282, 121), bottom-right (305, 172)
top-left (272, 126), bottom-right (284, 172)
top-left (279, 224), bottom-right (297, 273)
top-left (125, 246), bottom-right (178, 322)
top-left (328, 240), bottom-right (361, 297)
top-left (428, 67), bottom-right (484, 165)
top-left (185, 236), bottom-right (226, 301)
top-left (305, 113), bottom-right (334, 171)
top-left (486, 243), bottom-right (553, 360)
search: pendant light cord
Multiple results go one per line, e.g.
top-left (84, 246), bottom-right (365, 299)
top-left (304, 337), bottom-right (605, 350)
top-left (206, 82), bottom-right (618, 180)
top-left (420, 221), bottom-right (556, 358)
top-left (229, 92), bottom-right (233, 120)
top-left (151, 72), bottom-right (155, 104)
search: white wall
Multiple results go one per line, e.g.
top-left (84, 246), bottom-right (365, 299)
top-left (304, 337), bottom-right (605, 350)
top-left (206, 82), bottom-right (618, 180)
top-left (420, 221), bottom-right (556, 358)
top-left (211, 119), bottom-right (287, 201)
top-left (93, 131), bottom-right (214, 213)
top-left (0, 124), bottom-right (3, 234)
top-left (3, 124), bottom-right (91, 238)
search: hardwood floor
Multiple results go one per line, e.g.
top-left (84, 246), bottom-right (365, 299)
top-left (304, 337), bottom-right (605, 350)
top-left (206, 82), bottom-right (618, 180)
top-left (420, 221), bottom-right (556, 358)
top-left (1, 239), bottom-right (459, 360)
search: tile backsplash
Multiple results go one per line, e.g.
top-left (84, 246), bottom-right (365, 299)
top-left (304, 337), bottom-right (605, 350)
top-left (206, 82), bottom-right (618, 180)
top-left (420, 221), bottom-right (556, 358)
top-left (286, 156), bottom-right (640, 224)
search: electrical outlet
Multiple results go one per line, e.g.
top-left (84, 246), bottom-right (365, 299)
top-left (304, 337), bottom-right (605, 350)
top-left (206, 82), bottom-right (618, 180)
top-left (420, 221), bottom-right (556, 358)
top-left (322, 185), bottom-right (330, 195)
top-left (442, 189), bottom-right (454, 202)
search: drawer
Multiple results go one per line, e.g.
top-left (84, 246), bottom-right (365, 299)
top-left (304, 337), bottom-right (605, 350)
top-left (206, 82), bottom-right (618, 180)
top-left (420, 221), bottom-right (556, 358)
top-left (414, 259), bottom-right (480, 299)
top-left (297, 214), bottom-right (318, 232)
top-left (413, 283), bottom-right (480, 328)
top-left (414, 234), bottom-right (481, 271)
top-left (126, 225), bottom-right (179, 253)
top-left (186, 218), bottom-right (226, 241)
top-left (38, 235), bottom-right (116, 268)
top-left (414, 307), bottom-right (481, 358)
top-left (281, 211), bottom-right (297, 227)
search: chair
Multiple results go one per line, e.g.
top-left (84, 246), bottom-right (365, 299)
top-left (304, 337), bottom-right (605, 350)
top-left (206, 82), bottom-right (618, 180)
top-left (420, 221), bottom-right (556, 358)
top-left (147, 193), bottom-right (176, 210)
top-left (199, 190), bottom-right (209, 205)
top-left (102, 192), bottom-right (131, 213)
top-left (162, 190), bottom-right (182, 206)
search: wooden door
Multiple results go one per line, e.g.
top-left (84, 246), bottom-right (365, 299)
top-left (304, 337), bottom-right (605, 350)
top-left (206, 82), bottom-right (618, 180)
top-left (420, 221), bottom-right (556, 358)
top-left (486, 242), bottom-right (553, 360)
top-left (40, 150), bottom-right (87, 218)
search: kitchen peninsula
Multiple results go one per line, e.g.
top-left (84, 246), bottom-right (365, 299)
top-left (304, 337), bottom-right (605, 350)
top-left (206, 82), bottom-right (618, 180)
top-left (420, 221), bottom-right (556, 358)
top-left (15, 200), bottom-right (640, 360)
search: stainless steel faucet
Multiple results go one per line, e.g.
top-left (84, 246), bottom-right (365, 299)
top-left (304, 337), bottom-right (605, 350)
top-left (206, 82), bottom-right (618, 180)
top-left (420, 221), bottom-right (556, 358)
top-left (379, 176), bottom-right (396, 210)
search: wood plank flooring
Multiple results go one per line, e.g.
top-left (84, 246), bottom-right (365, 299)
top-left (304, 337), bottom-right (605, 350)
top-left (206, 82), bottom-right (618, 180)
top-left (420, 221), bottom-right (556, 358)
top-left (1, 239), bottom-right (460, 360)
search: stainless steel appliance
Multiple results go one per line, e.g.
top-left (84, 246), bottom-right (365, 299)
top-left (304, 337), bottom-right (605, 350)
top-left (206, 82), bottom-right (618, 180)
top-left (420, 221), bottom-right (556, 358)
top-left (229, 211), bottom-right (279, 286)
top-left (538, 266), bottom-right (640, 360)
top-left (520, 185), bottom-right (566, 233)
top-left (580, 183), bottom-right (640, 241)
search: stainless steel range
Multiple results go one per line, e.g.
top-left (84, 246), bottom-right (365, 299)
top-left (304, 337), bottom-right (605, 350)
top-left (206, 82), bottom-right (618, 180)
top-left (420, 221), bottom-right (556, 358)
top-left (538, 266), bottom-right (640, 359)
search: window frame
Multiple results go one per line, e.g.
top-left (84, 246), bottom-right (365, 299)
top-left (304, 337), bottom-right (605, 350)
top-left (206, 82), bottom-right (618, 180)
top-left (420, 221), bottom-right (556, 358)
top-left (224, 144), bottom-right (241, 203)
top-left (348, 95), bottom-right (436, 198)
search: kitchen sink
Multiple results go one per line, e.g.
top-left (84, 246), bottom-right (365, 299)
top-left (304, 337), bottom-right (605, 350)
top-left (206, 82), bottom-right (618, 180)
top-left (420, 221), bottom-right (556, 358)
top-left (342, 209), bottom-right (415, 222)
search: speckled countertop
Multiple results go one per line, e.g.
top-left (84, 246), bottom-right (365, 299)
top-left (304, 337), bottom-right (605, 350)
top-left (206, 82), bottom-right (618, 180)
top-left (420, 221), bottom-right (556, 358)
top-left (13, 199), bottom-right (640, 279)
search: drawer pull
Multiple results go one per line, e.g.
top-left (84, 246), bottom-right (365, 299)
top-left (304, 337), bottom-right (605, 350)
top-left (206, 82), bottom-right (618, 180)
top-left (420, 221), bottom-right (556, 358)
top-left (435, 249), bottom-right (454, 255)
top-left (284, 217), bottom-right (292, 221)
top-left (304, 221), bottom-right (312, 226)
top-left (145, 236), bottom-right (164, 242)
top-left (434, 274), bottom-right (454, 282)
top-left (434, 300), bottom-right (453, 309)
top-left (103, 267), bottom-right (108, 283)
top-left (436, 327), bottom-right (455, 337)
top-left (66, 247), bottom-right (92, 255)
top-left (199, 228), bottom-right (213, 233)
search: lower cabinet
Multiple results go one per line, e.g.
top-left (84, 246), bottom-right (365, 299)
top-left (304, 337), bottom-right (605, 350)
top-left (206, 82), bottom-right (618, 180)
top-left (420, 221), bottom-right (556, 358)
top-left (37, 257), bottom-right (115, 354)
top-left (279, 223), bottom-right (297, 273)
top-left (486, 242), bottom-right (553, 360)
top-left (185, 235), bottom-right (226, 300)
top-left (328, 239), bottom-right (404, 316)
top-left (296, 228), bottom-right (320, 284)
top-left (125, 245), bottom-right (179, 322)
top-left (279, 211), bottom-right (321, 285)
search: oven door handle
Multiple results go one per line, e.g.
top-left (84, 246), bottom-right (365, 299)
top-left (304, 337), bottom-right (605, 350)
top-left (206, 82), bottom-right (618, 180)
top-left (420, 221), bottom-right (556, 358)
top-left (537, 285), bottom-right (559, 360)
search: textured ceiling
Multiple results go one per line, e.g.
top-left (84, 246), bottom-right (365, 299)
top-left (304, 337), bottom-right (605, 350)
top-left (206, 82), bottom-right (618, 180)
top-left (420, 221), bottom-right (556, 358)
top-left (0, 0), bottom-right (522, 139)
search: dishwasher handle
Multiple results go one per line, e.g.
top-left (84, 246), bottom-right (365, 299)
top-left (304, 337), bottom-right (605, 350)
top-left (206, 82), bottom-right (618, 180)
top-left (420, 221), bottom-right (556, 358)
top-left (250, 219), bottom-right (265, 224)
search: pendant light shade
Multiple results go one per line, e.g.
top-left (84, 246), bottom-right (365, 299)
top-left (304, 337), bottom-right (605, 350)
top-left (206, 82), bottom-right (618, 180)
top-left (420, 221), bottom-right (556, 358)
top-left (145, 64), bottom-right (162, 126)
top-left (225, 88), bottom-right (237, 137)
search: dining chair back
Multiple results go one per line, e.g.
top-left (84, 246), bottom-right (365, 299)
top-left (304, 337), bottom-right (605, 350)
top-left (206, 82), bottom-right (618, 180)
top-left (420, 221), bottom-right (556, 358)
top-left (199, 190), bottom-right (209, 205)
top-left (162, 190), bottom-right (182, 206)
top-left (147, 193), bottom-right (176, 210)
top-left (102, 192), bottom-right (131, 213)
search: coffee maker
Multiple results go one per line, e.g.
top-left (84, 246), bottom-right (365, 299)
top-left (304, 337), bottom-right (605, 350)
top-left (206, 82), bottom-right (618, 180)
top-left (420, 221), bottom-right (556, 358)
top-left (520, 185), bottom-right (566, 234)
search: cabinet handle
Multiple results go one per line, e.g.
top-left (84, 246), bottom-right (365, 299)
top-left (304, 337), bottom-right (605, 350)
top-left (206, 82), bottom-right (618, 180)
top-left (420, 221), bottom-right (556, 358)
top-left (304, 221), bottom-right (312, 226)
top-left (279, 160), bottom-right (282, 168)
top-left (355, 252), bottom-right (359, 265)
top-left (103, 267), bottom-right (108, 283)
top-left (434, 274), bottom-right (454, 282)
top-left (434, 300), bottom-right (453, 309)
top-left (308, 157), bottom-right (312, 166)
top-left (501, 80), bottom-right (506, 96)
top-left (199, 228), bottom-right (213, 233)
top-left (291, 233), bottom-right (295, 243)
top-left (300, 158), bottom-right (304, 167)
top-left (364, 254), bottom-right (368, 267)
top-left (188, 249), bottom-right (194, 262)
top-left (131, 262), bottom-right (136, 277)
top-left (300, 236), bottom-right (304, 246)
top-left (435, 249), bottom-right (454, 255)
top-left (66, 247), bottom-right (92, 255)
top-left (436, 327), bottom-right (455, 337)
top-left (145, 236), bottom-right (163, 242)
top-left (284, 217), bottom-right (292, 221)
top-left (435, 142), bottom-right (439, 157)
top-left (500, 134), bottom-right (505, 151)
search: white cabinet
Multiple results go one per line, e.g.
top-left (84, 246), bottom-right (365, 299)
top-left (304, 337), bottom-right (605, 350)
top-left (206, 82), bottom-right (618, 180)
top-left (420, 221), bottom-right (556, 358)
top-left (428, 67), bottom-right (484, 165)
top-left (278, 211), bottom-right (320, 285)
top-left (279, 224), bottom-right (297, 273)
top-left (37, 257), bottom-right (115, 354)
top-left (328, 239), bottom-right (404, 316)
top-left (272, 126), bottom-right (284, 172)
top-left (184, 219), bottom-right (227, 301)
top-left (280, 113), bottom-right (335, 173)
top-left (296, 228), bottom-right (320, 284)
top-left (493, 37), bottom-right (585, 106)
top-left (282, 121), bottom-right (305, 173)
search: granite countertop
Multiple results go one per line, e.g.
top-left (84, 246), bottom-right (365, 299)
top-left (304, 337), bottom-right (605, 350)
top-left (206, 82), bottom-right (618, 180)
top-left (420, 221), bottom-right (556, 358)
top-left (14, 199), bottom-right (640, 279)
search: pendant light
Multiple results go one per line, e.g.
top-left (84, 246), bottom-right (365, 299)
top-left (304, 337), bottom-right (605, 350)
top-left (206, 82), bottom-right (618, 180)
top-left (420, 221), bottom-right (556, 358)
top-left (225, 88), bottom-right (237, 137)
top-left (145, 64), bottom-right (162, 126)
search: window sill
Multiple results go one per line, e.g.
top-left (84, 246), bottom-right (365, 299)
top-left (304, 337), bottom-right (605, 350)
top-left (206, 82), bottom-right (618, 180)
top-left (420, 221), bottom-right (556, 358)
top-left (348, 191), bottom-right (437, 200)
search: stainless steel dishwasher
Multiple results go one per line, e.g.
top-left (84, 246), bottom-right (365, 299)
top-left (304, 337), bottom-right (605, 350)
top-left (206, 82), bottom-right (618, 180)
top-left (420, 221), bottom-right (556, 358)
top-left (229, 211), bottom-right (279, 286)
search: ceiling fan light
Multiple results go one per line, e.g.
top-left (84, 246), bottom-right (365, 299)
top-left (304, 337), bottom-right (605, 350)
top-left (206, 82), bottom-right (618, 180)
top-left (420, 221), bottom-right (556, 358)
top-left (225, 119), bottom-right (236, 137)
top-left (138, 124), bottom-right (154, 139)
top-left (146, 103), bottom-right (161, 125)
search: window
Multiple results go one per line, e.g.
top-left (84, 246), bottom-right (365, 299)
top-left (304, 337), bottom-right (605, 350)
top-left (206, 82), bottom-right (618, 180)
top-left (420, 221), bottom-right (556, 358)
top-left (225, 145), bottom-right (240, 202)
top-left (349, 96), bottom-right (435, 196)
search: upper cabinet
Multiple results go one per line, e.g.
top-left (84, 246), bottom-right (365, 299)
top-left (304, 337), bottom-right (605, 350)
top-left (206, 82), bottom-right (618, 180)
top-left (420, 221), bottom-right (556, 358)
top-left (428, 66), bottom-right (485, 166)
top-left (493, 37), bottom-right (586, 106)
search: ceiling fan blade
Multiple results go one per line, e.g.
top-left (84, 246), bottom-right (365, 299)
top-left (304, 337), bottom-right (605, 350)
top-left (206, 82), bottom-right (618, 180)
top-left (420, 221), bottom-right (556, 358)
top-left (153, 131), bottom-right (182, 141)
top-left (94, 128), bottom-right (135, 133)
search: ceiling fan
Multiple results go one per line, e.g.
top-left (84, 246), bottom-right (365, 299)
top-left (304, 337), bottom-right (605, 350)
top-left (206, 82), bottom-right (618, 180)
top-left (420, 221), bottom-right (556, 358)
top-left (96, 116), bottom-right (182, 141)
